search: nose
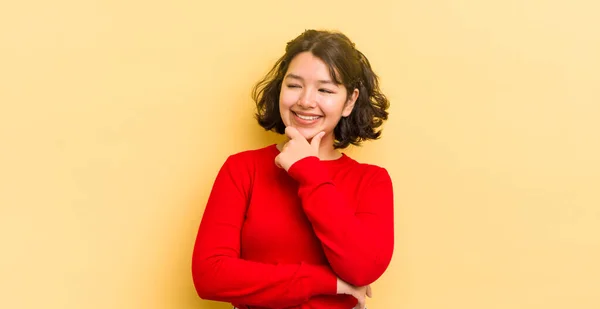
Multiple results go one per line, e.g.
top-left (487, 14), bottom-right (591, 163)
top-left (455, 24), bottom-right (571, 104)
top-left (297, 88), bottom-right (317, 109)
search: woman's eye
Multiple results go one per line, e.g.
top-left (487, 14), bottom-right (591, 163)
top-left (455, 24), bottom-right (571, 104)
top-left (287, 84), bottom-right (301, 88)
top-left (319, 89), bottom-right (334, 94)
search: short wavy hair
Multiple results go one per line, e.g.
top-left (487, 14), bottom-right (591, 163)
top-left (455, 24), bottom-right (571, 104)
top-left (252, 29), bottom-right (390, 149)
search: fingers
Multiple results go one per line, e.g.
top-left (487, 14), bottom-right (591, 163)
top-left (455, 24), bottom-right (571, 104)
top-left (310, 131), bottom-right (325, 152)
top-left (354, 286), bottom-right (370, 309)
top-left (354, 285), bottom-right (371, 309)
top-left (356, 295), bottom-right (366, 309)
top-left (352, 296), bottom-right (364, 309)
top-left (284, 126), bottom-right (302, 140)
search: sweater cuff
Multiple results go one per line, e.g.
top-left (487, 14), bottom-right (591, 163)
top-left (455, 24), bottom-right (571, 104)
top-left (287, 156), bottom-right (330, 186)
top-left (302, 264), bottom-right (338, 296)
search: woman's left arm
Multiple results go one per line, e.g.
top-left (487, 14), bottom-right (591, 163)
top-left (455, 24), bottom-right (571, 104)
top-left (287, 156), bottom-right (394, 287)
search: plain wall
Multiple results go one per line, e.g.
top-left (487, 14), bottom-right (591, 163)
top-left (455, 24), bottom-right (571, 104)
top-left (1, 1), bottom-right (599, 308)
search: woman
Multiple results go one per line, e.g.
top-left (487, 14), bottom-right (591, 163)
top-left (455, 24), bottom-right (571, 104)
top-left (192, 29), bottom-right (393, 309)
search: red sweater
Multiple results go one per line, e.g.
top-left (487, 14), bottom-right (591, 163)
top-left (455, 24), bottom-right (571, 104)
top-left (192, 144), bottom-right (394, 309)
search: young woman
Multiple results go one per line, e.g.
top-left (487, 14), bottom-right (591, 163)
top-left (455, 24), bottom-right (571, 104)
top-left (191, 29), bottom-right (394, 309)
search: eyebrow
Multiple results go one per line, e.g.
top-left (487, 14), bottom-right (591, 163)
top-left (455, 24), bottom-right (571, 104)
top-left (284, 73), bottom-right (336, 85)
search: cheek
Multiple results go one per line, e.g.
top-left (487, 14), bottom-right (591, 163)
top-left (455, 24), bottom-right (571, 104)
top-left (321, 96), bottom-right (347, 117)
top-left (278, 92), bottom-right (292, 125)
top-left (279, 89), bottom-right (296, 108)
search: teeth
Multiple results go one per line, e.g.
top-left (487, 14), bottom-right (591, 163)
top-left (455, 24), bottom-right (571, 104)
top-left (296, 113), bottom-right (320, 121)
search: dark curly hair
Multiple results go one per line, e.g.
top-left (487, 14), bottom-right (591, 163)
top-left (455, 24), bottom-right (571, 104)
top-left (252, 29), bottom-right (390, 149)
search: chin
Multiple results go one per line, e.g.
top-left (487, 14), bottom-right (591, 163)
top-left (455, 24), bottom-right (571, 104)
top-left (296, 128), bottom-right (318, 140)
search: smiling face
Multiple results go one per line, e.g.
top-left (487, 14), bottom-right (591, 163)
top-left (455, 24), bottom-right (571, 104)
top-left (279, 52), bottom-right (359, 145)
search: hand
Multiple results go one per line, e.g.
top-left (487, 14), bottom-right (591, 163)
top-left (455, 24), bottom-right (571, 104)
top-left (274, 127), bottom-right (325, 171)
top-left (336, 277), bottom-right (372, 309)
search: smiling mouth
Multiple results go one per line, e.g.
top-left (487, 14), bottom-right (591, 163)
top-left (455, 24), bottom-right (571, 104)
top-left (293, 112), bottom-right (322, 121)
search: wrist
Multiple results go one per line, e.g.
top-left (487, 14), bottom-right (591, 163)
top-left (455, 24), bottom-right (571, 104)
top-left (336, 277), bottom-right (349, 295)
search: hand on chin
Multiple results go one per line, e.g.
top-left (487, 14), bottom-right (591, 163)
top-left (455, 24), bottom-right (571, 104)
top-left (275, 127), bottom-right (325, 171)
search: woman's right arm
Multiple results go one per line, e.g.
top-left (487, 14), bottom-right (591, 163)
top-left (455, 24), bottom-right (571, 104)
top-left (191, 155), bottom-right (337, 308)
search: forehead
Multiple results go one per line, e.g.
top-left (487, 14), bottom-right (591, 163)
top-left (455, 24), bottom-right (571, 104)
top-left (286, 52), bottom-right (337, 81)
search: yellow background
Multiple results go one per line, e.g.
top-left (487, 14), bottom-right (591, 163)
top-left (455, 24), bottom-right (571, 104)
top-left (1, 1), bottom-right (599, 308)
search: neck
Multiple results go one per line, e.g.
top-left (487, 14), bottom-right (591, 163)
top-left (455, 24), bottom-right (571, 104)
top-left (317, 143), bottom-right (342, 161)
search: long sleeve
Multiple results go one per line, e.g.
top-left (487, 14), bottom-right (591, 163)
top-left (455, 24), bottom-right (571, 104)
top-left (287, 156), bottom-right (394, 287)
top-left (191, 155), bottom-right (337, 308)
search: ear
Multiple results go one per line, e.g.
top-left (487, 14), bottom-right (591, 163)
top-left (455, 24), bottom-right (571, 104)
top-left (342, 88), bottom-right (359, 117)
